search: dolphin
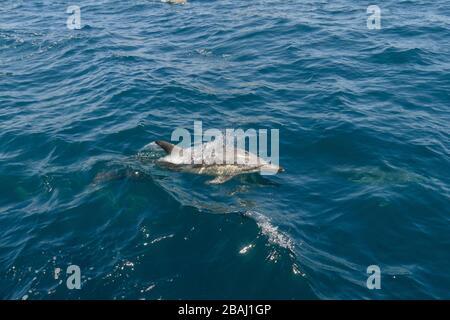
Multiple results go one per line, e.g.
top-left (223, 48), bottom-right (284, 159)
top-left (155, 140), bottom-right (284, 184)
top-left (162, 0), bottom-right (187, 4)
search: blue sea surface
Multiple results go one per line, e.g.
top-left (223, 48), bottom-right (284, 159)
top-left (1, 0), bottom-right (449, 299)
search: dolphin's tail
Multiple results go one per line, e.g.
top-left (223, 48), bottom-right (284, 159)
top-left (155, 140), bottom-right (175, 154)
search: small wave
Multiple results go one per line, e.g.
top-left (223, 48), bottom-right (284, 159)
top-left (244, 210), bottom-right (294, 252)
top-left (369, 47), bottom-right (432, 65)
top-left (148, 234), bottom-right (174, 245)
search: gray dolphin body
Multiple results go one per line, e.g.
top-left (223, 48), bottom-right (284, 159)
top-left (155, 140), bottom-right (283, 184)
top-left (162, 0), bottom-right (187, 4)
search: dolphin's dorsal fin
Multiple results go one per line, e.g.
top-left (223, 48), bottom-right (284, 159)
top-left (155, 140), bottom-right (177, 154)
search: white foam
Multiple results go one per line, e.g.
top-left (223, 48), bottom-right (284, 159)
top-left (245, 211), bottom-right (294, 252)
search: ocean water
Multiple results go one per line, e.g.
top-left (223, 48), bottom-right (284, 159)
top-left (1, 0), bottom-right (449, 300)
